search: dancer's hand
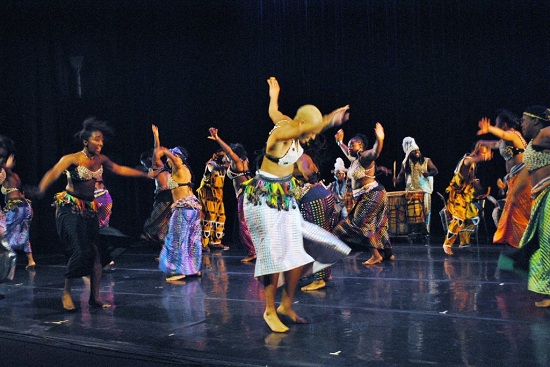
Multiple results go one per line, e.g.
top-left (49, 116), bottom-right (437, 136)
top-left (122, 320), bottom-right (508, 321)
top-left (477, 117), bottom-right (491, 135)
top-left (335, 129), bottom-right (345, 144)
top-left (152, 124), bottom-right (159, 137)
top-left (374, 122), bottom-right (385, 141)
top-left (5, 154), bottom-right (15, 169)
top-left (208, 127), bottom-right (219, 141)
top-left (267, 77), bottom-right (280, 99)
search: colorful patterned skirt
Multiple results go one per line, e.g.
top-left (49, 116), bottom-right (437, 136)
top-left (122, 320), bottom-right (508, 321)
top-left (159, 195), bottom-right (202, 276)
top-left (243, 173), bottom-right (350, 286)
top-left (0, 210), bottom-right (16, 283)
top-left (298, 183), bottom-right (336, 281)
top-left (333, 184), bottom-right (391, 251)
top-left (493, 164), bottom-right (532, 248)
top-left (3, 198), bottom-right (33, 253)
top-left (498, 180), bottom-right (550, 296)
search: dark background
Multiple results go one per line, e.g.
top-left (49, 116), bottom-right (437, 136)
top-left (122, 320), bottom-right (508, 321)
top-left (1, 0), bottom-right (549, 251)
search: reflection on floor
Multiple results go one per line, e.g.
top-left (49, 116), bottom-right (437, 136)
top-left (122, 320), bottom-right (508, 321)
top-left (1, 238), bottom-right (549, 367)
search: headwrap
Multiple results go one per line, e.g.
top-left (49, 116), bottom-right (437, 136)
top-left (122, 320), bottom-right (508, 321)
top-left (331, 157), bottom-right (348, 173)
top-left (402, 137), bottom-right (420, 166)
top-left (523, 105), bottom-right (550, 122)
top-left (169, 147), bottom-right (187, 161)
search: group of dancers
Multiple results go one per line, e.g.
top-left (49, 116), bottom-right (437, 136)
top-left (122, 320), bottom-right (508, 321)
top-left (0, 77), bottom-right (549, 332)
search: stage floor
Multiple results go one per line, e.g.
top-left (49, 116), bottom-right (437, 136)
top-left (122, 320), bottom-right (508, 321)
top-left (1, 238), bottom-right (549, 367)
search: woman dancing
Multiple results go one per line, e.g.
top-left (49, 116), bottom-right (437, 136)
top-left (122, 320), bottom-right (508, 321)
top-left (242, 77), bottom-right (350, 333)
top-left (476, 111), bottom-right (530, 248)
top-left (153, 125), bottom-right (202, 282)
top-left (35, 117), bottom-right (152, 311)
top-left (333, 125), bottom-right (392, 265)
top-left (0, 135), bottom-right (35, 269)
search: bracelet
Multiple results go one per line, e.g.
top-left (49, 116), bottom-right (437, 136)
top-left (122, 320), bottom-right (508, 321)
top-left (336, 140), bottom-right (343, 146)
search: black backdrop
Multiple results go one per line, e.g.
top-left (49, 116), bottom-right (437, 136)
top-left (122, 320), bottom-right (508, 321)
top-left (1, 0), bottom-right (549, 250)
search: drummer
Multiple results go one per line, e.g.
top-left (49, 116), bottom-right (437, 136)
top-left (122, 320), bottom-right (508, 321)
top-left (393, 137), bottom-right (438, 234)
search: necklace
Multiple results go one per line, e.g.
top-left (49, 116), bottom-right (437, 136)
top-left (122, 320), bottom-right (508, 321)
top-left (81, 149), bottom-right (95, 160)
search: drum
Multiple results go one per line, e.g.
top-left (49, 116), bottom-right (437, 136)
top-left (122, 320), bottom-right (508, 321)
top-left (405, 191), bottom-right (425, 224)
top-left (387, 191), bottom-right (408, 235)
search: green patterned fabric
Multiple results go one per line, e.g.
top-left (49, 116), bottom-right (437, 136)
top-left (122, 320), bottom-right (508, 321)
top-left (521, 185), bottom-right (550, 295)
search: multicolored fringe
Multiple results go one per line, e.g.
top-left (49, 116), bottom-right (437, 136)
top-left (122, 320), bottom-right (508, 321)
top-left (53, 191), bottom-right (97, 215)
top-left (242, 174), bottom-right (299, 211)
top-left (3, 198), bottom-right (31, 212)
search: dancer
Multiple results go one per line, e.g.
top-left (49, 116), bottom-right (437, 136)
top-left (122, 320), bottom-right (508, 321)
top-left (333, 125), bottom-right (393, 265)
top-left (498, 105), bottom-right (550, 307)
top-left (207, 127), bottom-right (256, 262)
top-left (153, 125), bottom-right (202, 282)
top-left (393, 137), bottom-right (438, 234)
top-left (242, 76), bottom-right (350, 333)
top-left (197, 149), bottom-right (229, 250)
top-left (442, 144), bottom-right (492, 255)
top-left (476, 111), bottom-right (530, 248)
top-left (34, 117), bottom-right (152, 311)
top-left (141, 127), bottom-right (173, 248)
top-left (0, 136), bottom-right (35, 269)
top-left (294, 153), bottom-right (337, 292)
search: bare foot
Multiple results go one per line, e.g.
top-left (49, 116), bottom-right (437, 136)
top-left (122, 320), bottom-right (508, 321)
top-left (264, 311), bottom-right (289, 333)
top-left (388, 255), bottom-right (395, 261)
top-left (241, 255), bottom-right (256, 263)
top-left (535, 299), bottom-right (550, 308)
top-left (443, 244), bottom-right (454, 255)
top-left (88, 299), bottom-right (112, 308)
top-left (362, 256), bottom-right (383, 265)
top-left (62, 293), bottom-right (76, 311)
top-left (166, 274), bottom-right (186, 282)
top-left (277, 305), bottom-right (307, 324)
top-left (25, 262), bottom-right (36, 270)
top-left (301, 280), bottom-right (326, 292)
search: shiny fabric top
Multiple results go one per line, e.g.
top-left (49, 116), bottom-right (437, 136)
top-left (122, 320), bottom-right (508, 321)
top-left (347, 158), bottom-right (375, 181)
top-left (1, 185), bottom-right (19, 195)
top-left (523, 141), bottom-right (550, 172)
top-left (65, 165), bottom-right (103, 182)
top-left (264, 123), bottom-right (304, 167)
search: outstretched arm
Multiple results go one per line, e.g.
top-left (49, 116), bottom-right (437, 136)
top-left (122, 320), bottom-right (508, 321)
top-left (103, 156), bottom-right (152, 178)
top-left (477, 117), bottom-right (525, 148)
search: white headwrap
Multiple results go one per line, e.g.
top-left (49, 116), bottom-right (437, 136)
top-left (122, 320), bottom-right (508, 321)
top-left (331, 157), bottom-right (348, 173)
top-left (402, 137), bottom-right (420, 166)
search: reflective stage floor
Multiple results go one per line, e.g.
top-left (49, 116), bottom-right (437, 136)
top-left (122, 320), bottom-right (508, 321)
top-left (1, 238), bottom-right (549, 367)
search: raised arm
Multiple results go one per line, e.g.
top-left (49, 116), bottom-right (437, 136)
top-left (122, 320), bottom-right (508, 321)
top-left (335, 129), bottom-right (351, 157)
top-left (361, 123), bottom-right (385, 162)
top-left (267, 77), bottom-right (288, 124)
top-left (151, 124), bottom-right (164, 168)
top-left (208, 128), bottom-right (239, 162)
